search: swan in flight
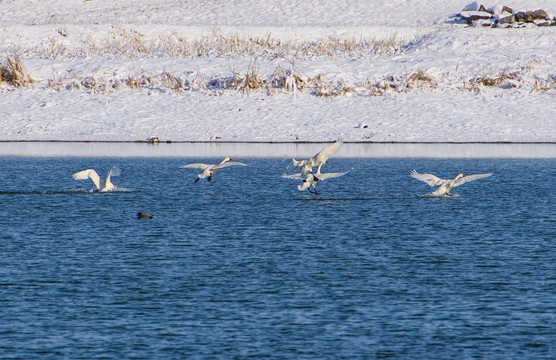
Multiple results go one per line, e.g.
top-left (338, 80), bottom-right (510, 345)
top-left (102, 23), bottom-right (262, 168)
top-left (291, 140), bottom-right (343, 174)
top-left (410, 169), bottom-right (492, 196)
top-left (72, 167), bottom-right (121, 192)
top-left (180, 157), bottom-right (247, 183)
top-left (282, 168), bottom-right (350, 194)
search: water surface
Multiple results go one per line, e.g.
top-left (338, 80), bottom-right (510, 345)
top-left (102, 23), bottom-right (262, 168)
top-left (0, 157), bottom-right (554, 359)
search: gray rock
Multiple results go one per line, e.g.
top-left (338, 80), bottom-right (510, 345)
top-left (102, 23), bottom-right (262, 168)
top-left (487, 5), bottom-right (513, 15)
top-left (463, 2), bottom-right (487, 12)
top-left (534, 19), bottom-right (551, 27)
top-left (514, 9), bottom-right (547, 23)
top-left (497, 14), bottom-right (515, 24)
top-left (459, 10), bottom-right (492, 25)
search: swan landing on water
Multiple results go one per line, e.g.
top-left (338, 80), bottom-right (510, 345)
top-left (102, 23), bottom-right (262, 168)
top-left (286, 140), bottom-right (348, 194)
top-left (410, 169), bottom-right (492, 196)
top-left (282, 169), bottom-right (351, 194)
top-left (72, 167), bottom-right (121, 192)
top-left (180, 157), bottom-right (247, 183)
top-left (291, 140), bottom-right (343, 174)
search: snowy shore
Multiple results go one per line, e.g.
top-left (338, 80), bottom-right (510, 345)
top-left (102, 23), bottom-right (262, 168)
top-left (1, 0), bottom-right (555, 143)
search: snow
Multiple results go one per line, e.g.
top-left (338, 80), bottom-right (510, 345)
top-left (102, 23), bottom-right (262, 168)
top-left (1, 0), bottom-right (555, 143)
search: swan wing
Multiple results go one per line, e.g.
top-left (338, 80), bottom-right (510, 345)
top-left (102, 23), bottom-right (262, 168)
top-left (291, 158), bottom-right (308, 167)
top-left (315, 171), bottom-right (349, 181)
top-left (180, 163), bottom-right (212, 170)
top-left (108, 166), bottom-right (121, 177)
top-left (72, 169), bottom-right (95, 180)
top-left (281, 173), bottom-right (304, 180)
top-left (410, 170), bottom-right (445, 187)
top-left (72, 169), bottom-right (100, 190)
top-left (453, 173), bottom-right (492, 187)
top-left (313, 140), bottom-right (343, 164)
top-left (213, 161), bottom-right (247, 169)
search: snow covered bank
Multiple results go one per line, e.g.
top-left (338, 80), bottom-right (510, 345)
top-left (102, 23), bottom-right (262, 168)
top-left (1, 0), bottom-right (555, 143)
top-left (1, 90), bottom-right (555, 142)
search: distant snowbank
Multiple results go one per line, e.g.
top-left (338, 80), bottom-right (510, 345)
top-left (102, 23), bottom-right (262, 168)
top-left (1, 0), bottom-right (555, 27)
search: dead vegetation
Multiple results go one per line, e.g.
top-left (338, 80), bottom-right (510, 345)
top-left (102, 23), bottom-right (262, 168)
top-left (3, 27), bottom-right (405, 61)
top-left (0, 57), bottom-right (34, 87)
top-left (1, 56), bottom-right (554, 97)
top-left (470, 69), bottom-right (520, 89)
top-left (406, 71), bottom-right (437, 89)
top-left (162, 70), bottom-right (186, 92)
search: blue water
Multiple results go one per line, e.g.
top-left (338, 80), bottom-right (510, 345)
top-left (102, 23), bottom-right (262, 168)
top-left (0, 157), bottom-right (554, 359)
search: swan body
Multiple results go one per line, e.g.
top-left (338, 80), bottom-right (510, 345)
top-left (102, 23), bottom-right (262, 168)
top-left (282, 169), bottom-right (350, 194)
top-left (292, 140), bottom-right (343, 174)
top-left (72, 168), bottom-right (120, 192)
top-left (180, 157), bottom-right (247, 182)
top-left (410, 169), bottom-right (492, 196)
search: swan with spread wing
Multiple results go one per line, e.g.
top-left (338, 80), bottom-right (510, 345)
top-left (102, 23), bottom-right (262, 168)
top-left (180, 157), bottom-right (247, 183)
top-left (72, 167), bottom-right (121, 192)
top-left (291, 140), bottom-right (343, 174)
top-left (410, 169), bottom-right (492, 196)
top-left (282, 168), bottom-right (351, 194)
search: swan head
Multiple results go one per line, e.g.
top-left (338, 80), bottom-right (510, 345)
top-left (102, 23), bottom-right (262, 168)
top-left (220, 156), bottom-right (232, 164)
top-left (455, 173), bottom-right (464, 180)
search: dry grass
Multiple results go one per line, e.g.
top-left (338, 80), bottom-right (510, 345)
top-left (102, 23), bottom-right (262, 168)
top-left (125, 74), bottom-right (149, 90)
top-left (162, 70), bottom-right (187, 92)
top-left (234, 62), bottom-right (262, 94)
top-left (309, 75), bottom-right (353, 98)
top-left (364, 71), bottom-right (438, 94)
top-left (2, 27), bottom-right (406, 61)
top-left (470, 69), bottom-right (520, 89)
top-left (191, 68), bottom-right (206, 91)
top-left (403, 71), bottom-right (437, 91)
top-left (2, 56), bottom-right (554, 96)
top-left (0, 57), bottom-right (34, 87)
top-left (269, 64), bottom-right (305, 93)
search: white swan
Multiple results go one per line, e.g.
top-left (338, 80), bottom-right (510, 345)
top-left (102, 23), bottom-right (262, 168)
top-left (72, 167), bottom-right (121, 192)
top-left (282, 168), bottom-right (350, 194)
top-left (180, 157), bottom-right (247, 183)
top-left (410, 169), bottom-right (492, 196)
top-left (291, 158), bottom-right (309, 168)
top-left (291, 140), bottom-right (343, 174)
